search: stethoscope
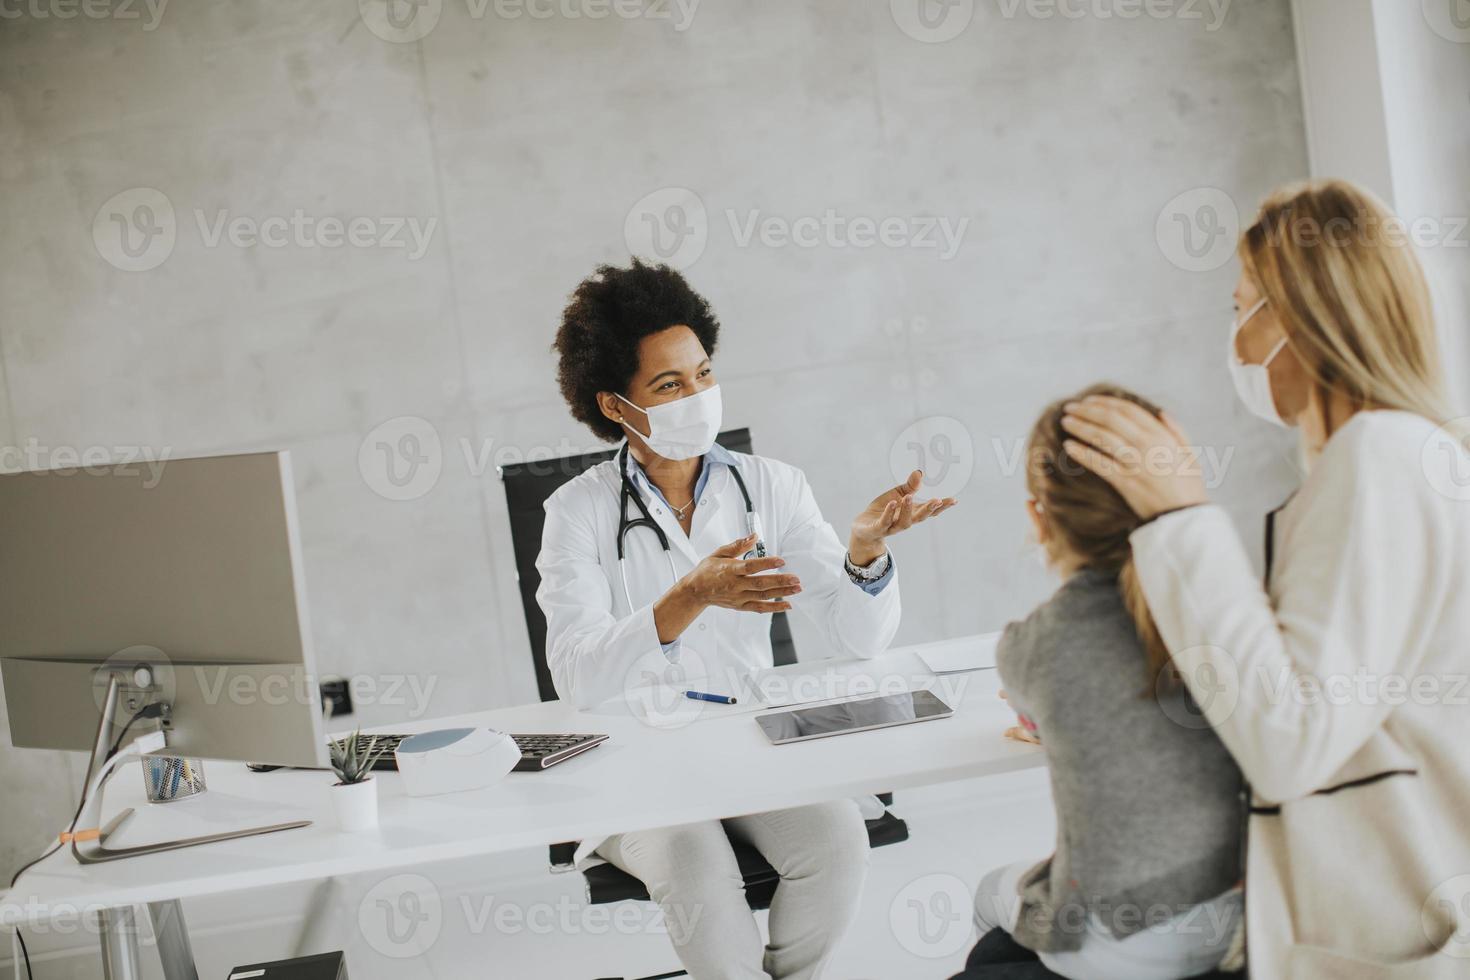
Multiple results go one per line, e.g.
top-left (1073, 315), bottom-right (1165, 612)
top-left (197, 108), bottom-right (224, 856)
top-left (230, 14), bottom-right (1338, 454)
top-left (616, 443), bottom-right (766, 611)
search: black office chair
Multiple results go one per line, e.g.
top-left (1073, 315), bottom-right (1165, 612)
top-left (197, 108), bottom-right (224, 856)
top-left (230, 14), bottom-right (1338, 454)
top-left (500, 429), bottom-right (910, 980)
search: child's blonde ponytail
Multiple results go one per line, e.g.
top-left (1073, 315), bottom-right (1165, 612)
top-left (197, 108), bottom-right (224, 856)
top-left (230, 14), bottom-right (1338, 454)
top-left (1119, 554), bottom-right (1174, 693)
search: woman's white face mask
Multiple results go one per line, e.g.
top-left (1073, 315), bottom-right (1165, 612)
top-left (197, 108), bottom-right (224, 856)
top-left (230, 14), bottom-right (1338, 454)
top-left (1227, 298), bottom-right (1290, 428)
top-left (617, 384), bottom-right (723, 461)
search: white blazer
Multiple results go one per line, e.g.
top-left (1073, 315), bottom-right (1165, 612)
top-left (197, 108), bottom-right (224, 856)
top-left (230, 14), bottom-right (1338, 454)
top-left (1131, 411), bottom-right (1470, 978)
top-left (535, 446), bottom-right (902, 710)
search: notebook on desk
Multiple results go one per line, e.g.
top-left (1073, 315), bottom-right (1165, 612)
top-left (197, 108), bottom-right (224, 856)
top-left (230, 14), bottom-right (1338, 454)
top-left (915, 634), bottom-right (1000, 675)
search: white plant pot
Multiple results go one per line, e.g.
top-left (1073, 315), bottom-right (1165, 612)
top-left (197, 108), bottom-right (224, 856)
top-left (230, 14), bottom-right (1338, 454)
top-left (330, 777), bottom-right (379, 832)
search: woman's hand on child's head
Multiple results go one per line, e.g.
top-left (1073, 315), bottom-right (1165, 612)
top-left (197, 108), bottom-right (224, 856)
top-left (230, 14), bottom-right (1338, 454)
top-left (1059, 396), bottom-right (1209, 520)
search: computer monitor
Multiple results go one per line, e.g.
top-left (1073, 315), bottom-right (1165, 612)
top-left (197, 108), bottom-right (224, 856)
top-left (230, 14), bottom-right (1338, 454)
top-left (0, 450), bottom-right (329, 770)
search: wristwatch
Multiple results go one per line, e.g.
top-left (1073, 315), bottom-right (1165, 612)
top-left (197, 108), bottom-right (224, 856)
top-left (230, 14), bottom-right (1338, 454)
top-left (844, 550), bottom-right (891, 584)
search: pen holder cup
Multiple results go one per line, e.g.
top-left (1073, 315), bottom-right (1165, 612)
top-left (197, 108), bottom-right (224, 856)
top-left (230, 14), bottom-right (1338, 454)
top-left (141, 756), bottom-right (207, 803)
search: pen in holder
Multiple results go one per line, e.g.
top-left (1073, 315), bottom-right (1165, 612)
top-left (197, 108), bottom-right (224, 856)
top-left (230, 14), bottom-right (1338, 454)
top-left (142, 756), bottom-right (207, 803)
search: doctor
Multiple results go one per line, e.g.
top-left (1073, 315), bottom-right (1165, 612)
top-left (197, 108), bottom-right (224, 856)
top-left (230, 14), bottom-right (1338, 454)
top-left (537, 259), bottom-right (955, 980)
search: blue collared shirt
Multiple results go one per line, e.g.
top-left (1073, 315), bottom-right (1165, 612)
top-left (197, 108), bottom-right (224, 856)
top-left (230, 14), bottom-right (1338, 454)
top-left (624, 441), bottom-right (740, 519)
top-left (625, 443), bottom-right (895, 657)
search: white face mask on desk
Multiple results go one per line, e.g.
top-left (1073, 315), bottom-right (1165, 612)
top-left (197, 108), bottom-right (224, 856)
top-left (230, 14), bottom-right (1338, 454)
top-left (1227, 298), bottom-right (1290, 427)
top-left (617, 384), bottom-right (723, 461)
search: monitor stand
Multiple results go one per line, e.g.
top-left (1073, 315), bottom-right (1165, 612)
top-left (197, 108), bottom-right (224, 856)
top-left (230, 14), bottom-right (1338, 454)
top-left (70, 675), bottom-right (312, 865)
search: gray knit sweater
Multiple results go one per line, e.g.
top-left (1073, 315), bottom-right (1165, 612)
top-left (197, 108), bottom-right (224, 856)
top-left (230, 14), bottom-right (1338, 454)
top-left (998, 568), bottom-right (1243, 955)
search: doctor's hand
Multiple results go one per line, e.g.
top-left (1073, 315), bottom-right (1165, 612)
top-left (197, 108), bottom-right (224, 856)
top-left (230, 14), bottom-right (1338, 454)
top-left (848, 470), bottom-right (958, 565)
top-left (654, 535), bottom-right (802, 644)
top-left (682, 535), bottom-right (803, 612)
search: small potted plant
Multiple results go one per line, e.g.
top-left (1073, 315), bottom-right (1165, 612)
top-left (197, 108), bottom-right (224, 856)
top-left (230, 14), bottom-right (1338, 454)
top-left (328, 731), bottom-right (388, 831)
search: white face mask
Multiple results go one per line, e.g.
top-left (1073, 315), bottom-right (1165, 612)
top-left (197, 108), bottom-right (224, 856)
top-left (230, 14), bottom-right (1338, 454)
top-left (1227, 298), bottom-right (1291, 428)
top-left (617, 384), bottom-right (723, 461)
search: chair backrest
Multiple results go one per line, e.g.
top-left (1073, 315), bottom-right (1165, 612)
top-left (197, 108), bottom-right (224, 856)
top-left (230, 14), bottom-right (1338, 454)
top-left (500, 427), bottom-right (797, 702)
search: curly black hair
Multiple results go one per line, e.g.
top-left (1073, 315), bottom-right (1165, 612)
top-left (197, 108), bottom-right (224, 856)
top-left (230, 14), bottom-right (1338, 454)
top-left (553, 259), bottom-right (721, 442)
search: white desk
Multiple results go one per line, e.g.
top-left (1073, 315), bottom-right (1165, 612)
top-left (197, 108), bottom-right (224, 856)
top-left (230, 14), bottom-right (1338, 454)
top-left (3, 634), bottom-right (1039, 969)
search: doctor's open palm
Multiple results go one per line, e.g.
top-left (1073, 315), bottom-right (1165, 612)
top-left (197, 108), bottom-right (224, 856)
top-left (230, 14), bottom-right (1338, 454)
top-left (654, 471), bottom-right (956, 644)
top-left (848, 470), bottom-right (957, 565)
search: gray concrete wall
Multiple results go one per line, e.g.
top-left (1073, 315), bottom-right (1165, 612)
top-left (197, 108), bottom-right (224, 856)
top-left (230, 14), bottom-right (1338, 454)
top-left (0, 0), bottom-right (1307, 875)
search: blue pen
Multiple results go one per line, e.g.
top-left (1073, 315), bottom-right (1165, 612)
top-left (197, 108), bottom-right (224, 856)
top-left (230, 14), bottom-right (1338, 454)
top-left (685, 690), bottom-right (738, 705)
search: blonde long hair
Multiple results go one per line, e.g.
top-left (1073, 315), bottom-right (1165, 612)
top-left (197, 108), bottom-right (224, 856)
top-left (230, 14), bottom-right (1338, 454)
top-left (1025, 384), bottom-right (1172, 694)
top-left (1239, 179), bottom-right (1452, 435)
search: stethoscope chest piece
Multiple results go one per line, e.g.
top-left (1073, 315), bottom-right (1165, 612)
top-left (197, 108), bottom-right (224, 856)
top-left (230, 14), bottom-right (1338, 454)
top-left (743, 510), bottom-right (768, 560)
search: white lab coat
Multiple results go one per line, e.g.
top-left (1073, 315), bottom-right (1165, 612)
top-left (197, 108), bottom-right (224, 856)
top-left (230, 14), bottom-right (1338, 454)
top-left (536, 446), bottom-right (903, 868)
top-left (536, 446), bottom-right (902, 711)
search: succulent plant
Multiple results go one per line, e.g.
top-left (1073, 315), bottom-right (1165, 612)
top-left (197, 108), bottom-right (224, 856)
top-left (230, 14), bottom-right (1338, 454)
top-left (329, 731), bottom-right (388, 785)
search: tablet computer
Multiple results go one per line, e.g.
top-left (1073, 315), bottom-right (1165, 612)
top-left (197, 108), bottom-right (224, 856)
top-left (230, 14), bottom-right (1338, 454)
top-left (755, 690), bottom-right (954, 745)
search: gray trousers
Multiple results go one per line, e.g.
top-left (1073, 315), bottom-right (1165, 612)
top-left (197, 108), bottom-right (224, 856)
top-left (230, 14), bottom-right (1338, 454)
top-left (597, 798), bottom-right (870, 980)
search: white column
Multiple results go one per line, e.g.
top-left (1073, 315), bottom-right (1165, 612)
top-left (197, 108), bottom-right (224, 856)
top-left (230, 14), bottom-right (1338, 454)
top-left (1291, 0), bottom-right (1470, 410)
top-left (1289, 0), bottom-right (1394, 196)
top-left (1371, 0), bottom-right (1470, 411)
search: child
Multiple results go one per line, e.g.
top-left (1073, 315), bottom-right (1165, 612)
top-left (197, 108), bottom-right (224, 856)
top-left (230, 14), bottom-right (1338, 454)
top-left (966, 384), bottom-right (1245, 980)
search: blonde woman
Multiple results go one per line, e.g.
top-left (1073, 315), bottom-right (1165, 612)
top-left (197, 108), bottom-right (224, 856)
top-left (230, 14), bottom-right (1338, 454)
top-left (1062, 179), bottom-right (1470, 977)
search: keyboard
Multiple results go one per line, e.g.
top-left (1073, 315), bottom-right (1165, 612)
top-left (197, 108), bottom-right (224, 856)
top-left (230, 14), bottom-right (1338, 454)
top-left (248, 732), bottom-right (608, 774)
top-left (334, 732), bottom-right (609, 772)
